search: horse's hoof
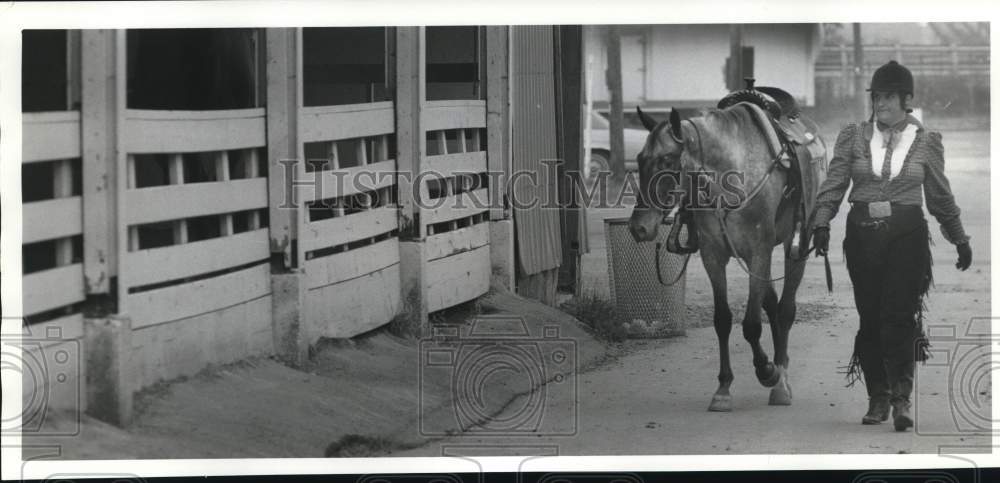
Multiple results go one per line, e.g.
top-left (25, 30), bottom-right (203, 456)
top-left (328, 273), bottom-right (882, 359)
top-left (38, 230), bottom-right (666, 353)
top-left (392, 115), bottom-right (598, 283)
top-left (756, 362), bottom-right (780, 388)
top-left (768, 368), bottom-right (792, 405)
top-left (768, 384), bottom-right (792, 406)
top-left (708, 394), bottom-right (733, 412)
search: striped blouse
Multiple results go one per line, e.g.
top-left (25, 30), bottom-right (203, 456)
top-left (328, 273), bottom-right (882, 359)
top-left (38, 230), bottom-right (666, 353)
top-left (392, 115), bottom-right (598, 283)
top-left (812, 117), bottom-right (970, 245)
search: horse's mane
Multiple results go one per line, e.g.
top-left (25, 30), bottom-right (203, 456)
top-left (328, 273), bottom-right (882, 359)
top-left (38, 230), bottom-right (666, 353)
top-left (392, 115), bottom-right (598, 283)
top-left (680, 105), bottom-right (764, 168)
top-left (702, 104), bottom-right (759, 134)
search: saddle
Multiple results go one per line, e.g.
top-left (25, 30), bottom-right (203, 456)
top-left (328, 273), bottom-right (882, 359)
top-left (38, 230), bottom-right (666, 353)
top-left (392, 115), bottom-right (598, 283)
top-left (720, 80), bottom-right (828, 259)
top-left (665, 80), bottom-right (828, 258)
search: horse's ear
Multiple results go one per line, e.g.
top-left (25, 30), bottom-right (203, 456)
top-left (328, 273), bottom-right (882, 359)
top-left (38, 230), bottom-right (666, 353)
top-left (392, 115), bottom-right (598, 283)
top-left (669, 108), bottom-right (683, 143)
top-left (637, 106), bottom-right (657, 132)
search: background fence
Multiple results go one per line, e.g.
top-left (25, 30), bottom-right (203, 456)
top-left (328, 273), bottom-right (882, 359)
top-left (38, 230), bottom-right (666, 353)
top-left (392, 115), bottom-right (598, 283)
top-left (814, 44), bottom-right (990, 113)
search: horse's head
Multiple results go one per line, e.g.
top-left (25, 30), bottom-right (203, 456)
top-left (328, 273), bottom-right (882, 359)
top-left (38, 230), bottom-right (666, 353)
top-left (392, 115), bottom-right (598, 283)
top-left (629, 107), bottom-right (687, 242)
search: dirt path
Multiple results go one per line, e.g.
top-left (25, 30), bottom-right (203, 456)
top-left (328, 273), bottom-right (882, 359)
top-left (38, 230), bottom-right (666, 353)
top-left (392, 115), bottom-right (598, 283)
top-left (390, 303), bottom-right (990, 456)
top-left (388, 126), bottom-right (991, 456)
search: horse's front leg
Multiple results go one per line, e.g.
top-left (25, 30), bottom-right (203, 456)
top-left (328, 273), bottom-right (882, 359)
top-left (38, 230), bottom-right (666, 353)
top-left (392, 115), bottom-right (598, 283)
top-left (701, 244), bottom-right (734, 412)
top-left (767, 247), bottom-right (808, 406)
top-left (743, 244), bottom-right (780, 388)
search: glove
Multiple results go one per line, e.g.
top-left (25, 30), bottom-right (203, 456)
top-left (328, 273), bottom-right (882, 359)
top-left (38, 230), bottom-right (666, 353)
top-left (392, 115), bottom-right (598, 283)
top-left (956, 242), bottom-right (972, 271)
top-left (813, 226), bottom-right (830, 257)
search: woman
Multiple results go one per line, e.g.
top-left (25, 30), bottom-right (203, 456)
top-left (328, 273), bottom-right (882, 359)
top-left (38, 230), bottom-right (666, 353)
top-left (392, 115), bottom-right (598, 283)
top-left (811, 60), bottom-right (973, 432)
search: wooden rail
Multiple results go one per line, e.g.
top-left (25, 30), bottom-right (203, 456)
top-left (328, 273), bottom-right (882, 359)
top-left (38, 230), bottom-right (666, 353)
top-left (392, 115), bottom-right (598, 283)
top-left (815, 44), bottom-right (989, 77)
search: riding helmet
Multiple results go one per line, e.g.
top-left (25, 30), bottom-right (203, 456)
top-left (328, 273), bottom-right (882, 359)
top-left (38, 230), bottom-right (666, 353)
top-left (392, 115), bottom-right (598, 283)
top-left (867, 60), bottom-right (914, 94)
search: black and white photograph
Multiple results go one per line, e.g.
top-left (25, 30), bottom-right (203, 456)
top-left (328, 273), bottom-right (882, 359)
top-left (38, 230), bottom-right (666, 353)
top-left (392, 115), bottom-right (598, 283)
top-left (1, 1), bottom-right (996, 480)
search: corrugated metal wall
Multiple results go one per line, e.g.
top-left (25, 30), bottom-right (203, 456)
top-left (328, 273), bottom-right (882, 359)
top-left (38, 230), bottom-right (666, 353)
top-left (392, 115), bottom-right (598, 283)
top-left (511, 26), bottom-right (562, 276)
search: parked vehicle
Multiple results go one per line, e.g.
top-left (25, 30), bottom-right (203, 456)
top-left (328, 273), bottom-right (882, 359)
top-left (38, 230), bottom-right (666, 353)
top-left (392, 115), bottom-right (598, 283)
top-left (587, 111), bottom-right (650, 178)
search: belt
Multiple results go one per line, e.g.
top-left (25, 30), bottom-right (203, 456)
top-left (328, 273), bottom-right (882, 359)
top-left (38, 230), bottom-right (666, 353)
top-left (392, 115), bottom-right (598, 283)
top-left (848, 202), bottom-right (925, 231)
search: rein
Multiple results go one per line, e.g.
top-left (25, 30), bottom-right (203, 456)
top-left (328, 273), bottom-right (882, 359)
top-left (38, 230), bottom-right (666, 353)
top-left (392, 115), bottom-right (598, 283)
top-left (654, 118), bottom-right (812, 285)
top-left (655, 242), bottom-right (691, 286)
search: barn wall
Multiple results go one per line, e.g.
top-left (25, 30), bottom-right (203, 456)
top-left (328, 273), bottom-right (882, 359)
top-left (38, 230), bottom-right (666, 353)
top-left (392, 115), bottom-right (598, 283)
top-left (745, 24), bottom-right (817, 106)
top-left (510, 26), bottom-right (562, 304)
top-left (587, 24), bottom-right (820, 107)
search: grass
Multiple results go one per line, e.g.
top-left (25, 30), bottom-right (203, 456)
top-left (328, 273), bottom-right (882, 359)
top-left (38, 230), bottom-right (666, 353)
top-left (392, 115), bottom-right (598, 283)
top-left (388, 287), bottom-right (424, 339)
top-left (323, 434), bottom-right (421, 457)
top-left (561, 292), bottom-right (628, 342)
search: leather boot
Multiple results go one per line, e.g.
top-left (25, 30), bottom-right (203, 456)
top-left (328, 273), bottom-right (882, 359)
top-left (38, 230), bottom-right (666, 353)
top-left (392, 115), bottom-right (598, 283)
top-left (859, 338), bottom-right (890, 425)
top-left (888, 357), bottom-right (916, 432)
top-left (882, 318), bottom-right (917, 432)
top-left (863, 396), bottom-right (891, 425)
top-left (892, 398), bottom-right (913, 431)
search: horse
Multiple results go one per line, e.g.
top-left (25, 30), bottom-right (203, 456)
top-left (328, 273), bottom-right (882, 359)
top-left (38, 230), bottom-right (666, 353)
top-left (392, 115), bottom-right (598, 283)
top-left (628, 105), bottom-right (819, 412)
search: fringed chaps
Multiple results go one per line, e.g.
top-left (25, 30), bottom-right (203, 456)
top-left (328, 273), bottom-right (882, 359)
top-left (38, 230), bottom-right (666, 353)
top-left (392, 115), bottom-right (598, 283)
top-left (840, 204), bottom-right (933, 390)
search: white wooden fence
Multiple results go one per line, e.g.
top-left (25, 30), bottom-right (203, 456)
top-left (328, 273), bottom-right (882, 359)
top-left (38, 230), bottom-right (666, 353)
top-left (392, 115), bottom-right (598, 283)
top-left (298, 101), bottom-right (402, 338)
top-left (21, 110), bottom-right (87, 409)
top-left (119, 108), bottom-right (274, 386)
top-left (18, 28), bottom-right (510, 422)
top-left (421, 100), bottom-right (491, 312)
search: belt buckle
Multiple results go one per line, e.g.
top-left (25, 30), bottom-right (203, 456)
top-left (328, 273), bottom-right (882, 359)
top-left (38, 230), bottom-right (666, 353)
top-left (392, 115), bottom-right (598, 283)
top-left (868, 201), bottom-right (891, 219)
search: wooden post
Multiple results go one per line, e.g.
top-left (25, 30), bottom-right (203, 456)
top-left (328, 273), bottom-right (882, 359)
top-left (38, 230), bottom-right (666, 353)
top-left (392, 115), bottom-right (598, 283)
top-left (951, 43), bottom-right (960, 76)
top-left (80, 30), bottom-right (117, 294)
top-left (839, 43), bottom-right (849, 101)
top-left (81, 29), bottom-right (135, 428)
top-left (485, 25), bottom-right (514, 291)
top-left (67, 30), bottom-right (82, 110)
top-left (853, 24), bottom-right (866, 121)
top-left (53, 159), bottom-right (74, 266)
top-left (168, 154), bottom-right (188, 244)
top-left (265, 28), bottom-right (309, 364)
top-left (216, 152), bottom-right (233, 236)
top-left (728, 24), bottom-right (744, 90)
top-left (604, 25), bottom-right (626, 181)
top-left (395, 26), bottom-right (430, 329)
top-left (265, 28), bottom-right (300, 269)
top-left (554, 25), bottom-right (585, 297)
top-left (114, 30), bottom-right (129, 313)
top-left (395, 26), bottom-right (426, 241)
top-left (247, 150), bottom-right (261, 230)
top-left (328, 142), bottom-right (345, 217)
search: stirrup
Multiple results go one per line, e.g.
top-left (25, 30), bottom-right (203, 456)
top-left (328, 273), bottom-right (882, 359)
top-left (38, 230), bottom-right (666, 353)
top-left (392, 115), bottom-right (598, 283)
top-left (666, 211), bottom-right (699, 254)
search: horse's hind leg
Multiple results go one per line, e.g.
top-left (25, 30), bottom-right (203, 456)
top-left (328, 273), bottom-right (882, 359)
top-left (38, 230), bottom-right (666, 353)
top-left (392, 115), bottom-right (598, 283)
top-left (768, 251), bottom-right (808, 405)
top-left (701, 246), bottom-right (734, 412)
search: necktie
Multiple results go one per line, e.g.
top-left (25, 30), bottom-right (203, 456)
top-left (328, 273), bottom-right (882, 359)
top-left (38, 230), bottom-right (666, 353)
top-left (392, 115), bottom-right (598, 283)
top-left (880, 128), bottom-right (896, 180)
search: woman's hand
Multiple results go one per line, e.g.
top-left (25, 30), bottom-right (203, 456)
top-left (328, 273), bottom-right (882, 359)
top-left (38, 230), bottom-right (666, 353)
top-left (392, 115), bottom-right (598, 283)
top-left (956, 242), bottom-right (972, 271)
top-left (813, 227), bottom-right (830, 257)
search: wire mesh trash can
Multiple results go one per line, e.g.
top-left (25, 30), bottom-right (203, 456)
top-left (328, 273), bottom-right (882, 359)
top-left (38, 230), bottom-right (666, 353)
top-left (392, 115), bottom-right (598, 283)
top-left (604, 217), bottom-right (687, 338)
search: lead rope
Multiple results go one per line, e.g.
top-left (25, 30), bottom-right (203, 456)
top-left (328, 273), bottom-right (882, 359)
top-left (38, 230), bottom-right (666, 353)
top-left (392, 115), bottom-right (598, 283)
top-left (655, 243), bottom-right (692, 286)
